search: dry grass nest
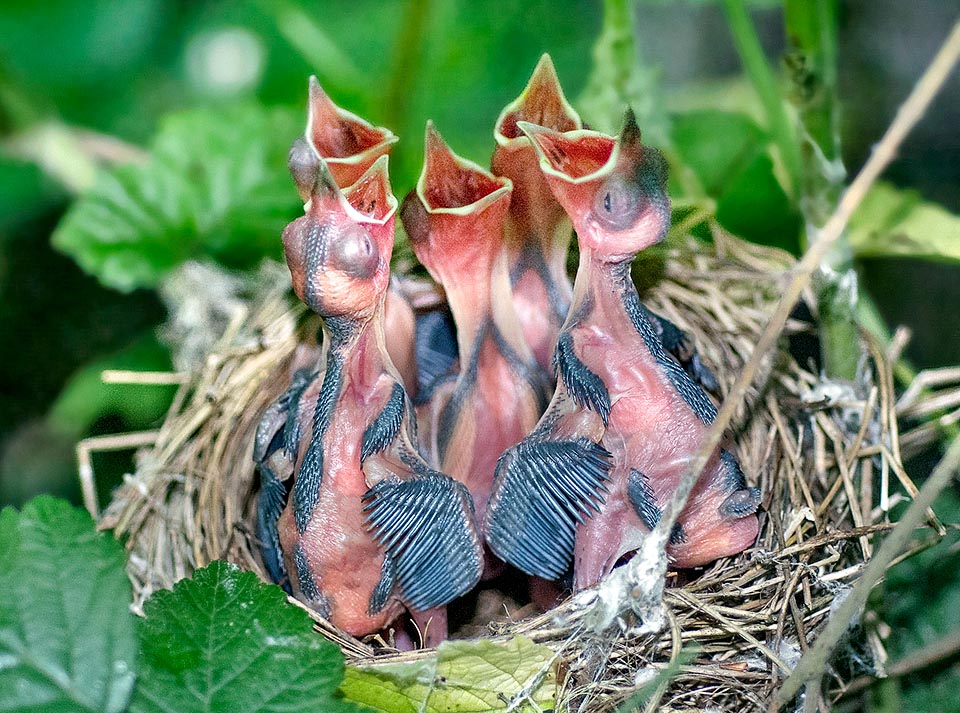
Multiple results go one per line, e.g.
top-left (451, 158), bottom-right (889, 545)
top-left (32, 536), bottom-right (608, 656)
top-left (92, 228), bottom-right (947, 712)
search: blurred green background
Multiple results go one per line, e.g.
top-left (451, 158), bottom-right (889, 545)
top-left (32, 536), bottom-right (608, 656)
top-left (1, 0), bottom-right (959, 709)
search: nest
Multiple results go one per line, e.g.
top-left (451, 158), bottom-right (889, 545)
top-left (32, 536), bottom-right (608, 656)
top-left (95, 228), bottom-right (938, 712)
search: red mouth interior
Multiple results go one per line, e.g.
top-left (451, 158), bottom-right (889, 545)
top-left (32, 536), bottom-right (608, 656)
top-left (345, 170), bottom-right (392, 221)
top-left (497, 84), bottom-right (579, 140)
top-left (423, 142), bottom-right (505, 210)
top-left (311, 120), bottom-right (389, 159)
top-left (532, 133), bottom-right (614, 179)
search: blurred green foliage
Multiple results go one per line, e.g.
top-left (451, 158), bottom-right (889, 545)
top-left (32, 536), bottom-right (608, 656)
top-left (1, 0), bottom-right (959, 709)
top-left (53, 105), bottom-right (301, 291)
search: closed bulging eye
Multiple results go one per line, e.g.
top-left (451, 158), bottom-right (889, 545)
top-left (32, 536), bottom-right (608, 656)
top-left (329, 225), bottom-right (379, 279)
top-left (593, 180), bottom-right (643, 230)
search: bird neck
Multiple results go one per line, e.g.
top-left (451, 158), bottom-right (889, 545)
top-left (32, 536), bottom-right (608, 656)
top-left (444, 248), bottom-right (530, 364)
top-left (326, 307), bottom-right (393, 393)
top-left (566, 247), bottom-right (636, 328)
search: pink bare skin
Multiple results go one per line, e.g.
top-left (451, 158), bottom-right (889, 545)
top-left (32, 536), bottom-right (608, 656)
top-left (491, 54), bottom-right (581, 374)
top-left (286, 76), bottom-right (418, 397)
top-left (485, 112), bottom-right (760, 590)
top-left (275, 156), bottom-right (482, 644)
top-left (402, 123), bottom-right (548, 533)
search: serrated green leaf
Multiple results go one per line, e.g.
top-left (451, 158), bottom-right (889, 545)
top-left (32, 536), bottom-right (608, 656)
top-left (52, 105), bottom-right (301, 292)
top-left (0, 496), bottom-right (136, 713)
top-left (341, 636), bottom-right (557, 713)
top-left (129, 561), bottom-right (359, 713)
top-left (849, 182), bottom-right (960, 263)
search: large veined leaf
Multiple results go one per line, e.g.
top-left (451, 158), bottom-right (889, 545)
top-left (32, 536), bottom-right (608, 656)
top-left (671, 110), bottom-right (801, 251)
top-left (0, 496), bottom-right (137, 713)
top-left (848, 181), bottom-right (960, 264)
top-left (129, 561), bottom-right (359, 713)
top-left (340, 636), bottom-right (557, 712)
top-left (52, 105), bottom-right (301, 292)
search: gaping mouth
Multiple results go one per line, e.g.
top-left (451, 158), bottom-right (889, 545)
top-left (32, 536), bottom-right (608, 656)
top-left (307, 76), bottom-right (397, 161)
top-left (419, 122), bottom-right (510, 212)
top-left (518, 124), bottom-right (615, 182)
top-left (495, 54), bottom-right (580, 143)
top-left (343, 156), bottom-right (395, 223)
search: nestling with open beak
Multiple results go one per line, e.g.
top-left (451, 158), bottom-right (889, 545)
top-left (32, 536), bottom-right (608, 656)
top-left (485, 110), bottom-right (761, 590)
top-left (491, 54), bottom-right (581, 375)
top-left (401, 123), bottom-right (549, 537)
top-left (491, 54), bottom-right (718, 393)
top-left (286, 76), bottom-right (419, 396)
top-left (258, 155), bottom-right (483, 645)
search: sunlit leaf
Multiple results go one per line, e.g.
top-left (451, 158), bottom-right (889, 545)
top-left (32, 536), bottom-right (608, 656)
top-left (849, 182), bottom-right (960, 263)
top-left (0, 497), bottom-right (136, 713)
top-left (340, 636), bottom-right (557, 712)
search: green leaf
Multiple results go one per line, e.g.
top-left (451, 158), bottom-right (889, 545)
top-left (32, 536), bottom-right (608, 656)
top-left (671, 110), bottom-right (766, 196)
top-left (849, 182), bottom-right (960, 263)
top-left (876, 490), bottom-right (960, 712)
top-left (0, 496), bottom-right (136, 713)
top-left (52, 104), bottom-right (301, 292)
top-left (671, 110), bottom-right (801, 251)
top-left (340, 636), bottom-right (557, 712)
top-left (130, 561), bottom-right (359, 713)
top-left (46, 332), bottom-right (174, 439)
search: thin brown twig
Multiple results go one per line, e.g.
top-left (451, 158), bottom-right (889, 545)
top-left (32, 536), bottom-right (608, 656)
top-left (77, 430), bottom-right (161, 518)
top-left (100, 370), bottom-right (189, 385)
top-left (840, 628), bottom-right (960, 697)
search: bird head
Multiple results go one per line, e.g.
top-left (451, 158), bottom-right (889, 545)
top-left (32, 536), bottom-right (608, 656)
top-left (282, 155), bottom-right (397, 320)
top-left (519, 108), bottom-right (670, 263)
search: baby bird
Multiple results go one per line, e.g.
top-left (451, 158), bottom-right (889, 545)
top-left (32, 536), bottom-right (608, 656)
top-left (286, 76), bottom-right (418, 396)
top-left (401, 123), bottom-right (548, 531)
top-left (485, 110), bottom-right (760, 590)
top-left (262, 156), bottom-right (483, 645)
top-left (492, 55), bottom-right (717, 393)
top-left (491, 54), bottom-right (581, 375)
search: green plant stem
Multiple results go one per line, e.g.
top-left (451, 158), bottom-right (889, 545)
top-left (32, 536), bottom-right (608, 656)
top-left (785, 0), bottom-right (860, 380)
top-left (721, 0), bottom-right (803, 202)
top-left (725, 0), bottom-right (860, 379)
top-left (578, 0), bottom-right (670, 145)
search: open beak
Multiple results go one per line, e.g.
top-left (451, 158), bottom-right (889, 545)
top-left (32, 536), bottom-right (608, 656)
top-left (494, 53), bottom-right (581, 147)
top-left (288, 76), bottom-right (398, 199)
top-left (517, 121), bottom-right (615, 183)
